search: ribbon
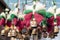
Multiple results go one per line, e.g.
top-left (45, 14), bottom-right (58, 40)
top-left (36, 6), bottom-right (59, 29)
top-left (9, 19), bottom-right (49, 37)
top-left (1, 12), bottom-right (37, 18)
top-left (0, 18), bottom-right (5, 26)
top-left (56, 16), bottom-right (60, 26)
top-left (24, 12), bottom-right (44, 27)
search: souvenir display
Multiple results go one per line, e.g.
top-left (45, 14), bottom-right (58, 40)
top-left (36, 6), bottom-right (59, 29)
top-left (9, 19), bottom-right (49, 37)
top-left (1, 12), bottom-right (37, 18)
top-left (0, 0), bottom-right (60, 40)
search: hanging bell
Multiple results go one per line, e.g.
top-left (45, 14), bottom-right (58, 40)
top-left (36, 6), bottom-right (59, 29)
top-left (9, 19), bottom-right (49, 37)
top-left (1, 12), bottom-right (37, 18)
top-left (8, 30), bottom-right (12, 37)
top-left (28, 27), bottom-right (32, 36)
top-left (32, 29), bottom-right (37, 35)
top-left (43, 32), bottom-right (47, 38)
top-left (42, 25), bottom-right (47, 32)
top-left (24, 32), bottom-right (30, 40)
top-left (54, 26), bottom-right (59, 33)
top-left (54, 26), bottom-right (59, 35)
top-left (10, 37), bottom-right (15, 40)
top-left (1, 30), bottom-right (5, 36)
top-left (11, 29), bottom-right (17, 37)
top-left (16, 33), bottom-right (23, 39)
top-left (49, 31), bottom-right (55, 38)
top-left (30, 18), bottom-right (37, 28)
top-left (37, 27), bottom-right (42, 39)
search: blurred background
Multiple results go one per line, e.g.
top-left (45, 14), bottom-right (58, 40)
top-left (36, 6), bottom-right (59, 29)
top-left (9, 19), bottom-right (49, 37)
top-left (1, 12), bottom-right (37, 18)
top-left (4, 0), bottom-right (60, 10)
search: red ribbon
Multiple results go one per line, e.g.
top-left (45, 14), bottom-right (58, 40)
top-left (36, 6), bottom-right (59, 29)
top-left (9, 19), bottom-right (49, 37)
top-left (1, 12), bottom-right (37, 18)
top-left (24, 12), bottom-right (44, 27)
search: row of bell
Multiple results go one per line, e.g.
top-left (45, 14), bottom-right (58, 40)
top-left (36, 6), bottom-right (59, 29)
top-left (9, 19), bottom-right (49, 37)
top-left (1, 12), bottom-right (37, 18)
top-left (0, 18), bottom-right (59, 39)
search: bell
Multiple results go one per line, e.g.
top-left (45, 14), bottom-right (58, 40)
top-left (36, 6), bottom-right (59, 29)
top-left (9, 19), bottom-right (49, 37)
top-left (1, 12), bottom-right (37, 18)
top-left (8, 32), bottom-right (11, 37)
top-left (49, 33), bottom-right (55, 38)
top-left (24, 37), bottom-right (29, 40)
top-left (23, 32), bottom-right (29, 40)
top-left (16, 33), bottom-right (23, 39)
top-left (54, 26), bottom-right (59, 36)
top-left (1, 30), bottom-right (5, 36)
top-left (30, 18), bottom-right (37, 28)
top-left (11, 37), bottom-right (15, 40)
top-left (43, 32), bottom-right (47, 38)
top-left (42, 25), bottom-right (47, 32)
top-left (22, 34), bottom-right (26, 38)
top-left (37, 27), bottom-right (42, 39)
top-left (11, 29), bottom-right (17, 37)
top-left (28, 27), bottom-right (32, 36)
top-left (54, 26), bottom-right (59, 33)
top-left (8, 30), bottom-right (12, 37)
top-left (32, 29), bottom-right (37, 35)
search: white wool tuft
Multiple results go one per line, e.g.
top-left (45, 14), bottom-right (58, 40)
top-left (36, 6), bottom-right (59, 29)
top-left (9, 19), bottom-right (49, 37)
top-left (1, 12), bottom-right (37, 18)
top-left (35, 2), bottom-right (45, 10)
top-left (7, 14), bottom-right (10, 19)
top-left (18, 13), bottom-right (25, 19)
top-left (33, 18), bottom-right (35, 21)
top-left (47, 6), bottom-right (57, 14)
top-left (9, 10), bottom-right (13, 14)
top-left (14, 8), bottom-right (18, 13)
top-left (13, 11), bottom-right (17, 16)
top-left (25, 5), bottom-right (33, 10)
top-left (25, 2), bottom-right (45, 11)
top-left (1, 12), bottom-right (6, 18)
top-left (9, 10), bottom-right (17, 16)
top-left (33, 1), bottom-right (36, 5)
top-left (14, 3), bottom-right (17, 7)
top-left (5, 8), bottom-right (9, 11)
top-left (53, 5), bottom-right (57, 9)
top-left (56, 8), bottom-right (60, 14)
top-left (54, 26), bottom-right (58, 29)
top-left (47, 7), bottom-right (54, 13)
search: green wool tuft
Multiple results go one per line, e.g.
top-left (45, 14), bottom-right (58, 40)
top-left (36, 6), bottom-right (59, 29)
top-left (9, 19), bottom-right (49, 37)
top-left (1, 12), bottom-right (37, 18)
top-left (41, 19), bottom-right (47, 26)
top-left (46, 12), bottom-right (54, 18)
top-left (54, 18), bottom-right (57, 22)
top-left (36, 9), bottom-right (46, 17)
top-left (8, 18), bottom-right (12, 21)
top-left (24, 10), bottom-right (32, 14)
top-left (10, 14), bottom-right (17, 20)
top-left (0, 16), bottom-right (5, 19)
top-left (57, 14), bottom-right (60, 16)
top-left (36, 10), bottom-right (54, 18)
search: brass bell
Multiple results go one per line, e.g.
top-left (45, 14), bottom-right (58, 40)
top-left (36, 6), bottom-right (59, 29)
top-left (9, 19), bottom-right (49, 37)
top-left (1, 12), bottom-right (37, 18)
top-left (54, 25), bottom-right (59, 37)
top-left (11, 37), bottom-right (15, 40)
top-left (49, 31), bottom-right (55, 38)
top-left (30, 18), bottom-right (37, 28)
top-left (16, 33), bottom-right (23, 39)
top-left (11, 29), bottom-right (17, 37)
top-left (54, 26), bottom-right (59, 33)
top-left (1, 30), bottom-right (5, 36)
top-left (8, 30), bottom-right (12, 37)
top-left (43, 32), bottom-right (47, 38)
top-left (42, 25), bottom-right (47, 32)
top-left (32, 29), bottom-right (37, 35)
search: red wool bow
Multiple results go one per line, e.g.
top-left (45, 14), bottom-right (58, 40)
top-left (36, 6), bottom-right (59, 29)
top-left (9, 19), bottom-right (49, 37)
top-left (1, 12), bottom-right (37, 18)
top-left (24, 12), bottom-right (44, 27)
top-left (0, 18), bottom-right (5, 26)
top-left (56, 16), bottom-right (60, 26)
top-left (47, 16), bottom-right (54, 33)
